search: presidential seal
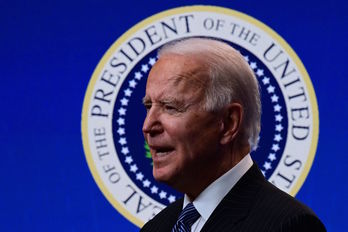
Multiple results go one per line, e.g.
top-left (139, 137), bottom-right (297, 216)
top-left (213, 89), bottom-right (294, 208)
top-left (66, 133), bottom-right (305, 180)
top-left (81, 6), bottom-right (319, 227)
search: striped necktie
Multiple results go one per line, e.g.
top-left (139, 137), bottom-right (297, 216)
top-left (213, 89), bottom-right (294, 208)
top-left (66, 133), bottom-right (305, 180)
top-left (172, 202), bottom-right (200, 232)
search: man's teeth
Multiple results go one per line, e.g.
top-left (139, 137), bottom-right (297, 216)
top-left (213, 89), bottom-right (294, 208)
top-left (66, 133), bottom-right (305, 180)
top-left (157, 151), bottom-right (171, 156)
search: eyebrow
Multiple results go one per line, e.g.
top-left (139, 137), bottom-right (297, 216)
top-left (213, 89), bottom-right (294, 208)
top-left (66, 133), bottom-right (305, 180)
top-left (142, 96), bottom-right (150, 104)
top-left (142, 96), bottom-right (180, 105)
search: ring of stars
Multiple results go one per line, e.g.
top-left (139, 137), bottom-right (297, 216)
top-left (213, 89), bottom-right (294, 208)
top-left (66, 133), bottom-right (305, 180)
top-left (244, 54), bottom-right (286, 176)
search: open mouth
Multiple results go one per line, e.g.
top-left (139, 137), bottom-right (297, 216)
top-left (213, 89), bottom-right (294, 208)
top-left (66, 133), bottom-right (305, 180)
top-left (150, 146), bottom-right (175, 157)
top-left (157, 149), bottom-right (174, 157)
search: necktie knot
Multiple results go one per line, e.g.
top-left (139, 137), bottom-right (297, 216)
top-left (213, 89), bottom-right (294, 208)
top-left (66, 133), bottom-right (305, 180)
top-left (172, 203), bottom-right (200, 232)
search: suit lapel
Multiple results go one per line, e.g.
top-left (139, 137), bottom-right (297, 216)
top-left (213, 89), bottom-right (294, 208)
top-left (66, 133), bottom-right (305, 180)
top-left (200, 163), bottom-right (264, 231)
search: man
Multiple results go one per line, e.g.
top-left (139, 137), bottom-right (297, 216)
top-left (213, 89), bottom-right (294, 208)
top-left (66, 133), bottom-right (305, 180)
top-left (141, 38), bottom-right (325, 232)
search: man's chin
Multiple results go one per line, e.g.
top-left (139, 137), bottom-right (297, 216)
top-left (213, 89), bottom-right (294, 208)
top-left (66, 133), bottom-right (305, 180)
top-left (153, 170), bottom-right (186, 194)
top-left (153, 168), bottom-right (176, 185)
top-left (153, 170), bottom-right (169, 183)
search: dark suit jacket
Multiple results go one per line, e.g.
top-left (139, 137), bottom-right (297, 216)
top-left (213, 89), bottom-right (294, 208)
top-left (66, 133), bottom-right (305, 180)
top-left (141, 163), bottom-right (326, 232)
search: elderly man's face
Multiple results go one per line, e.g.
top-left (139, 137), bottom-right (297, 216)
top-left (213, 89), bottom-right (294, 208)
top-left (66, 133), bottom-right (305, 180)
top-left (142, 54), bottom-right (223, 190)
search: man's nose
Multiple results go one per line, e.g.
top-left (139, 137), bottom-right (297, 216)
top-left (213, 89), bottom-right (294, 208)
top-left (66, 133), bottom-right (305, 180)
top-left (142, 107), bottom-right (163, 136)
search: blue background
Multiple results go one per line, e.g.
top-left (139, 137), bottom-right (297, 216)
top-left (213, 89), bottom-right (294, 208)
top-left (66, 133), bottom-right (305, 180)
top-left (1, 0), bottom-right (347, 231)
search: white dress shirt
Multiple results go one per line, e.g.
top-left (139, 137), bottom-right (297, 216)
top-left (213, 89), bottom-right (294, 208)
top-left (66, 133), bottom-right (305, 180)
top-left (182, 154), bottom-right (253, 232)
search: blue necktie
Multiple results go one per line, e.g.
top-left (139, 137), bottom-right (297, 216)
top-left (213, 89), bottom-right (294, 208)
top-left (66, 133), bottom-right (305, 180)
top-left (172, 202), bottom-right (200, 232)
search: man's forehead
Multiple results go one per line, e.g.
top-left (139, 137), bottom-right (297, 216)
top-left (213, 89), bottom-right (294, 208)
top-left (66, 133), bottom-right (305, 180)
top-left (153, 57), bottom-right (208, 85)
top-left (144, 55), bottom-right (208, 101)
top-left (145, 75), bottom-right (206, 101)
top-left (144, 78), bottom-right (204, 105)
top-left (168, 70), bottom-right (208, 90)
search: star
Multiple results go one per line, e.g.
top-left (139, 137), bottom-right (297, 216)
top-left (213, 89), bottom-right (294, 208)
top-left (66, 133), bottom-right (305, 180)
top-left (129, 80), bottom-right (137, 88)
top-left (268, 153), bottom-right (276, 161)
top-left (125, 156), bottom-right (133, 164)
top-left (159, 191), bottom-right (167, 199)
top-left (130, 164), bottom-right (138, 172)
top-left (271, 94), bottom-right (279, 102)
top-left (124, 88), bottom-right (132, 97)
top-left (118, 107), bottom-right (126, 115)
top-left (263, 162), bottom-right (271, 170)
top-left (117, 127), bottom-right (125, 135)
top-left (120, 98), bottom-right (129, 106)
top-left (275, 124), bottom-right (284, 132)
top-left (267, 85), bottom-right (275, 93)
top-left (134, 72), bottom-right (143, 80)
top-left (244, 55), bottom-right (249, 62)
top-left (275, 114), bottom-right (283, 122)
top-left (272, 144), bottom-right (280, 152)
top-left (250, 62), bottom-right (257, 69)
top-left (151, 186), bottom-right (158, 194)
top-left (121, 147), bottom-right (129, 155)
top-left (143, 179), bottom-right (151, 187)
top-left (136, 172), bottom-right (144, 180)
top-left (262, 77), bottom-right (270, 85)
top-left (118, 137), bottom-right (127, 145)
top-left (141, 64), bottom-right (149, 73)
top-left (117, 118), bottom-right (125, 126)
top-left (274, 104), bottom-right (281, 112)
top-left (274, 134), bottom-right (282, 142)
top-left (168, 195), bottom-right (176, 203)
top-left (148, 57), bottom-right (156, 66)
top-left (256, 69), bottom-right (264, 77)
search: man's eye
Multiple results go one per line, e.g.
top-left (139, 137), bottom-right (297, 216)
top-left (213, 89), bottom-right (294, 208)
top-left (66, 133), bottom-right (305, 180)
top-left (164, 105), bottom-right (178, 112)
top-left (144, 103), bottom-right (152, 111)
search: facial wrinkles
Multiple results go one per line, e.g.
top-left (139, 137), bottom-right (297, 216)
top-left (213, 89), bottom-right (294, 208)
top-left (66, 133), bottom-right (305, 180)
top-left (171, 67), bottom-right (208, 91)
top-left (170, 67), bottom-right (208, 104)
top-left (143, 97), bottom-right (190, 115)
top-left (144, 75), bottom-right (206, 115)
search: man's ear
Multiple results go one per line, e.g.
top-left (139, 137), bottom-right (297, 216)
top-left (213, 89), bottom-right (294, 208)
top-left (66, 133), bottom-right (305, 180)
top-left (220, 103), bottom-right (243, 145)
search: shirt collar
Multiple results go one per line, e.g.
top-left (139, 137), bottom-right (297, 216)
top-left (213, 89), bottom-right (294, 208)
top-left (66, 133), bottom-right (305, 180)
top-left (183, 154), bottom-right (253, 221)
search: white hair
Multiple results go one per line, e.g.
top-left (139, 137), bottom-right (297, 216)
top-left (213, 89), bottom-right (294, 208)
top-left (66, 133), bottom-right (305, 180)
top-left (158, 38), bottom-right (261, 150)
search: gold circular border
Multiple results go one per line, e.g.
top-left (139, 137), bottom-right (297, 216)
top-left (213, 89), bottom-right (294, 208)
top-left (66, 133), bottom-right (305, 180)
top-left (81, 5), bottom-right (319, 227)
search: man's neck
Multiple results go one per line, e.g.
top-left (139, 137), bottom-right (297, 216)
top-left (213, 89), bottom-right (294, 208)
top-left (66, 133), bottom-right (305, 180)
top-left (184, 145), bottom-right (250, 200)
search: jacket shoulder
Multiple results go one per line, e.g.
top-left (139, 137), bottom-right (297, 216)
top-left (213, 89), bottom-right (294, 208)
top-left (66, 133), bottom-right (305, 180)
top-left (256, 180), bottom-right (314, 215)
top-left (246, 177), bottom-right (326, 231)
top-left (218, 164), bottom-right (326, 231)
